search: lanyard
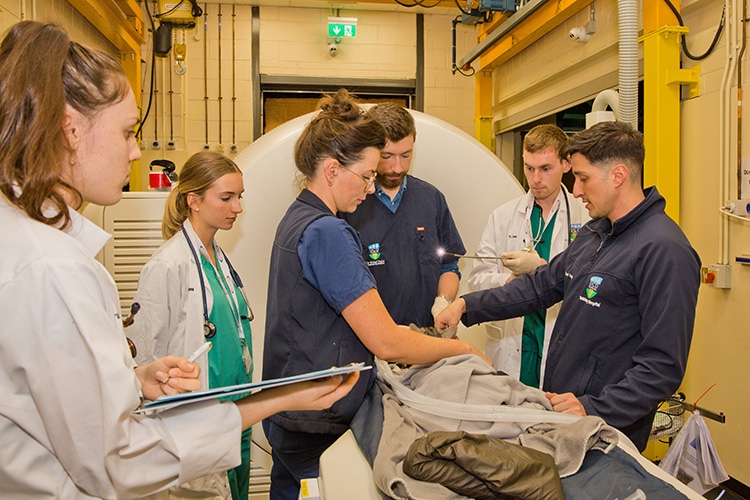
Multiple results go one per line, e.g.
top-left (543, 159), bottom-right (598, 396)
top-left (182, 221), bottom-right (246, 342)
top-left (199, 240), bottom-right (246, 342)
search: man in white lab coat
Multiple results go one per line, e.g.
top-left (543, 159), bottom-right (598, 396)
top-left (468, 124), bottom-right (589, 387)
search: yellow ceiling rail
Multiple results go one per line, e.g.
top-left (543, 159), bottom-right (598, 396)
top-left (477, 12), bottom-right (512, 42)
top-left (67, 0), bottom-right (145, 53)
top-left (473, 0), bottom-right (592, 72)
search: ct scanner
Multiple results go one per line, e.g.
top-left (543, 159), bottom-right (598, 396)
top-left (84, 110), bottom-right (703, 500)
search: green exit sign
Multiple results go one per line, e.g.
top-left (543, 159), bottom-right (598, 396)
top-left (328, 17), bottom-right (357, 38)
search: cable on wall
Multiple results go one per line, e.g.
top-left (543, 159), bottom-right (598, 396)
top-left (203, 3), bottom-right (209, 150)
top-left (393, 0), bottom-right (442, 8)
top-left (663, 0), bottom-right (726, 61)
top-left (217, 4), bottom-right (223, 151)
top-left (136, 0), bottom-right (157, 140)
top-left (452, 16), bottom-right (475, 77)
top-left (231, 4), bottom-right (237, 153)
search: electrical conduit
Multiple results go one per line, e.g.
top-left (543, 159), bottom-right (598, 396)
top-left (719, 0), bottom-right (738, 263)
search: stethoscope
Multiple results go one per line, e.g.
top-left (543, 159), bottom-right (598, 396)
top-left (181, 226), bottom-right (253, 338)
top-left (527, 184), bottom-right (574, 248)
top-left (561, 184), bottom-right (574, 246)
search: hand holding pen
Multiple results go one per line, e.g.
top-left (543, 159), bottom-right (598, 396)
top-left (160, 342), bottom-right (212, 385)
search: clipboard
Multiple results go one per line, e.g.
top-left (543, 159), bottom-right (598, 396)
top-left (138, 363), bottom-right (371, 413)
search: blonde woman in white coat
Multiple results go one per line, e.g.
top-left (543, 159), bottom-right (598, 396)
top-left (131, 152), bottom-right (255, 500)
top-left (468, 125), bottom-right (589, 388)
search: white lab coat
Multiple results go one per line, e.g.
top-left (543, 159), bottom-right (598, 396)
top-left (0, 195), bottom-right (241, 499)
top-left (467, 188), bottom-right (589, 384)
top-left (130, 220), bottom-right (214, 391)
top-left (130, 220), bottom-right (232, 500)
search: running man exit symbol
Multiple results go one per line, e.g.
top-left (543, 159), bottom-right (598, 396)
top-left (328, 17), bottom-right (357, 38)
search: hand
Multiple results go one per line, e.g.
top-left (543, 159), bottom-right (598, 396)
top-left (431, 296), bottom-right (451, 320)
top-left (458, 339), bottom-right (493, 367)
top-left (283, 371), bottom-right (360, 412)
top-left (434, 297), bottom-right (466, 330)
top-left (545, 392), bottom-right (587, 416)
top-left (136, 355), bottom-right (201, 401)
top-left (234, 371), bottom-right (361, 429)
top-left (500, 249), bottom-right (541, 276)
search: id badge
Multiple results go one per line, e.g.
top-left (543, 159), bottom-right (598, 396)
top-left (242, 343), bottom-right (252, 375)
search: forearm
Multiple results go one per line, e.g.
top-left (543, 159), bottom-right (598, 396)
top-left (463, 257), bottom-right (565, 326)
top-left (234, 372), bottom-right (360, 430)
top-left (343, 289), bottom-right (483, 365)
top-left (377, 324), bottom-right (474, 364)
top-left (436, 271), bottom-right (459, 300)
top-left (235, 387), bottom-right (295, 430)
top-left (467, 264), bottom-right (512, 291)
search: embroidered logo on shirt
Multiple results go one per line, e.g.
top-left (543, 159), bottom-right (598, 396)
top-left (570, 223), bottom-right (582, 240)
top-left (586, 276), bottom-right (603, 298)
top-left (368, 243), bottom-right (381, 260)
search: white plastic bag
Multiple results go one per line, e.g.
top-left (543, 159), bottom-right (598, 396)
top-left (659, 413), bottom-right (729, 494)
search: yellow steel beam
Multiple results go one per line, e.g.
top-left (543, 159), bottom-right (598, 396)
top-left (115, 0), bottom-right (145, 39)
top-left (644, 0), bottom-right (680, 33)
top-left (121, 51), bottom-right (142, 191)
top-left (67, 0), bottom-right (144, 188)
top-left (475, 69), bottom-right (493, 151)
top-left (328, 0), bottom-right (454, 5)
top-left (642, 0), bottom-right (692, 224)
top-left (67, 0), bottom-right (145, 53)
top-left (641, 25), bottom-right (696, 224)
top-left (477, 0), bottom-right (591, 72)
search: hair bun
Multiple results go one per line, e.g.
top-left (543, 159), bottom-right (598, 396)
top-left (317, 88), bottom-right (362, 122)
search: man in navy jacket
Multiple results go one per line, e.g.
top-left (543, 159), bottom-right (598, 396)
top-left (436, 121), bottom-right (701, 451)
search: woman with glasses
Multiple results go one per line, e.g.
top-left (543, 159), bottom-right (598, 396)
top-left (129, 151), bottom-right (255, 500)
top-left (0, 21), bottom-right (357, 499)
top-left (262, 89), bottom-right (491, 500)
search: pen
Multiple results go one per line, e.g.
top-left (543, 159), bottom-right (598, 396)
top-left (187, 341), bottom-right (212, 363)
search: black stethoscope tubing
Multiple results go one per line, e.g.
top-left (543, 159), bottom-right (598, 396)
top-left (530, 184), bottom-right (574, 248)
top-left (181, 226), bottom-right (253, 339)
top-left (560, 184), bottom-right (573, 246)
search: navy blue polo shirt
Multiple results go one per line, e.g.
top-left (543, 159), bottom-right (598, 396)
top-left (342, 175), bottom-right (465, 327)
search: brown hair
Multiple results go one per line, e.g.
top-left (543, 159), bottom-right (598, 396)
top-left (559, 121), bottom-right (644, 183)
top-left (523, 124), bottom-right (568, 155)
top-left (367, 102), bottom-right (416, 142)
top-left (162, 151), bottom-right (242, 240)
top-left (0, 21), bottom-right (130, 228)
top-left (294, 89), bottom-right (385, 188)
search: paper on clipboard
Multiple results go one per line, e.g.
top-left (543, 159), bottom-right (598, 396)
top-left (137, 363), bottom-right (371, 413)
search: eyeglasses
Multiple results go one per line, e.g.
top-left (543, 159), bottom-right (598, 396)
top-left (340, 165), bottom-right (377, 190)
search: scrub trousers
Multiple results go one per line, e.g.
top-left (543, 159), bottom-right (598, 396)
top-left (228, 428), bottom-right (252, 500)
top-left (262, 420), bottom-right (340, 500)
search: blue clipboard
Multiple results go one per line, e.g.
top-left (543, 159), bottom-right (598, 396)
top-left (138, 363), bottom-right (371, 413)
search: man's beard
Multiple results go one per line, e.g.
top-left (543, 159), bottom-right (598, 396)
top-left (376, 171), bottom-right (406, 189)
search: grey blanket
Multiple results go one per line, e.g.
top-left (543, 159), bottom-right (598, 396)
top-left (373, 355), bottom-right (553, 500)
top-left (520, 416), bottom-right (618, 477)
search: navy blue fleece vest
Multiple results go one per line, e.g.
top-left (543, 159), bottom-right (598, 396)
top-left (263, 189), bottom-right (373, 435)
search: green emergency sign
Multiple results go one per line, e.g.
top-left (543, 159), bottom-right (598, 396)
top-left (328, 17), bottom-right (357, 38)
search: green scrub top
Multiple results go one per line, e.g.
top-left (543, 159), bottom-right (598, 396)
top-left (519, 205), bottom-right (557, 388)
top-left (202, 253), bottom-right (253, 500)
